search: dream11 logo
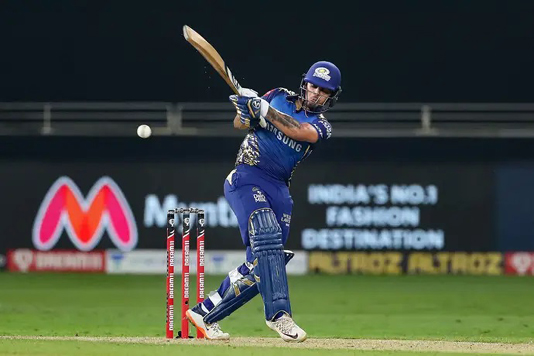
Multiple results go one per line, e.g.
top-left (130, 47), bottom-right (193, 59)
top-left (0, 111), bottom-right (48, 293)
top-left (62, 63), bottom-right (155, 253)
top-left (32, 176), bottom-right (138, 252)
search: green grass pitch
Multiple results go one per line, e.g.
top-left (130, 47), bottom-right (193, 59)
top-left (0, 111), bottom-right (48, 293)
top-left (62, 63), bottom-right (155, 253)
top-left (1, 273), bottom-right (533, 355)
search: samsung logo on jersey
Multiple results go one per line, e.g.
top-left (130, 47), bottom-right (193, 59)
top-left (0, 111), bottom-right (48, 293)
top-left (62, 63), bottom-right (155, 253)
top-left (265, 122), bottom-right (303, 152)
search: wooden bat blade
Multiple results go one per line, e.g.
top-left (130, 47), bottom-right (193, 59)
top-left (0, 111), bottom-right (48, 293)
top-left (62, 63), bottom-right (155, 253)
top-left (183, 25), bottom-right (241, 94)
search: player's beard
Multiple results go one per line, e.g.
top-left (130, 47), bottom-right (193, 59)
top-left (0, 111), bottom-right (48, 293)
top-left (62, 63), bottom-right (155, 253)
top-left (304, 94), bottom-right (325, 111)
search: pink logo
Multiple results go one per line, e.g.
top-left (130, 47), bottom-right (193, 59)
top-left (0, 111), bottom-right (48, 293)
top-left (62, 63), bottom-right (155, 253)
top-left (33, 176), bottom-right (138, 251)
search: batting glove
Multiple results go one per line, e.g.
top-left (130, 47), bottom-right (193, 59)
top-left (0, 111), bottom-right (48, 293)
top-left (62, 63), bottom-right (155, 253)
top-left (229, 95), bottom-right (268, 128)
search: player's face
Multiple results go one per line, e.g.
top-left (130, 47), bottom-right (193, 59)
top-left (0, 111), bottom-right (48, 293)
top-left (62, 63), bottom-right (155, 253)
top-left (305, 82), bottom-right (332, 108)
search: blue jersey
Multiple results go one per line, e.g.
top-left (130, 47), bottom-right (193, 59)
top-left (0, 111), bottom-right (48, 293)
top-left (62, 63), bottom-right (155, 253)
top-left (234, 88), bottom-right (332, 185)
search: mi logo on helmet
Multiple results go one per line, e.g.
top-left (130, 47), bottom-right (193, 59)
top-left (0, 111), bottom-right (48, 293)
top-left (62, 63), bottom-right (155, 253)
top-left (313, 67), bottom-right (331, 81)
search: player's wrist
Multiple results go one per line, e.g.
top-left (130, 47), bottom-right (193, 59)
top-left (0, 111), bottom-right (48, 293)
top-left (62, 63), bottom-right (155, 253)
top-left (259, 98), bottom-right (269, 118)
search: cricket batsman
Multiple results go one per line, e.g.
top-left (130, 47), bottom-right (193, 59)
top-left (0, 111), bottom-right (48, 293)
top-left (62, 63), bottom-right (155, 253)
top-left (186, 61), bottom-right (342, 342)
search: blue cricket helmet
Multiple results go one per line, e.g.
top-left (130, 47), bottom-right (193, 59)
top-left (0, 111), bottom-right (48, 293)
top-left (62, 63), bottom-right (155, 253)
top-left (300, 61), bottom-right (342, 113)
top-left (304, 61), bottom-right (342, 92)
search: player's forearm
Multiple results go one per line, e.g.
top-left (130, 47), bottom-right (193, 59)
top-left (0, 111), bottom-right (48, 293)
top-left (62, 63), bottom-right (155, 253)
top-left (233, 115), bottom-right (249, 130)
top-left (265, 106), bottom-right (316, 142)
top-left (265, 106), bottom-right (301, 138)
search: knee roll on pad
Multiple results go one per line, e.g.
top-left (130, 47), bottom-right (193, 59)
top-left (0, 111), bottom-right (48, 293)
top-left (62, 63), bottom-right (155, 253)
top-left (248, 208), bottom-right (292, 320)
top-left (248, 208), bottom-right (282, 237)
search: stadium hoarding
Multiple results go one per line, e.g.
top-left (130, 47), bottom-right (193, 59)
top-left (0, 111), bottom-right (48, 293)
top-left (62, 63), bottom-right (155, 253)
top-left (0, 161), bottom-right (495, 254)
top-left (0, 136), bottom-right (499, 257)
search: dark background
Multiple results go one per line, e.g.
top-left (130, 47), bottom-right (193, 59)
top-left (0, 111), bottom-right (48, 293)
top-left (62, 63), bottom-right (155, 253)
top-left (1, 0), bottom-right (533, 103)
top-left (497, 165), bottom-right (534, 251)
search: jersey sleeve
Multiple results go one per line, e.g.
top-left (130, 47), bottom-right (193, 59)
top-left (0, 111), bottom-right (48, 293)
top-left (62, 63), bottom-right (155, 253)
top-left (261, 88), bottom-right (282, 103)
top-left (310, 116), bottom-right (333, 142)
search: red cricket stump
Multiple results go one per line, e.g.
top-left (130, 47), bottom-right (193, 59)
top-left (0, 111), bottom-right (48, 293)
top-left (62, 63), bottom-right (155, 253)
top-left (166, 208), bottom-right (205, 340)
top-left (181, 211), bottom-right (191, 339)
top-left (165, 211), bottom-right (175, 339)
top-left (196, 211), bottom-right (205, 338)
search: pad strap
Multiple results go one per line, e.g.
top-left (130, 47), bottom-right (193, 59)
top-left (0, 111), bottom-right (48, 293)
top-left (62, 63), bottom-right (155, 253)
top-left (204, 251), bottom-right (294, 324)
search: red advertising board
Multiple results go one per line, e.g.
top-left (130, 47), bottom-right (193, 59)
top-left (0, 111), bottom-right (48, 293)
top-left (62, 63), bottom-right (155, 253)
top-left (7, 249), bottom-right (105, 273)
top-left (504, 252), bottom-right (534, 276)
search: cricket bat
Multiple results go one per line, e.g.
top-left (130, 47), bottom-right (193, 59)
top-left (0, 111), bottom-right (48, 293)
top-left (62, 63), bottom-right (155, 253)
top-left (183, 25), bottom-right (242, 95)
top-left (183, 25), bottom-right (266, 128)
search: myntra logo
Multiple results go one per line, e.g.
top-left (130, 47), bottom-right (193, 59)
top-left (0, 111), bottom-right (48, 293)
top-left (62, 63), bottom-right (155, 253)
top-left (33, 176), bottom-right (138, 251)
